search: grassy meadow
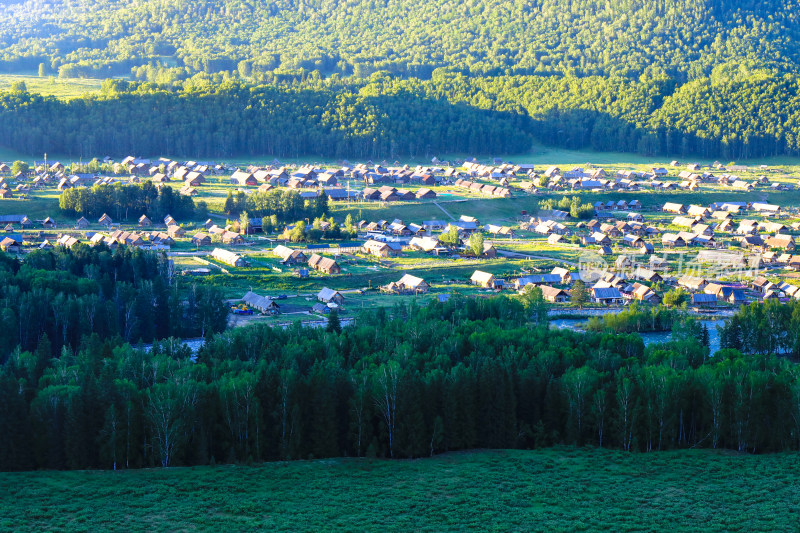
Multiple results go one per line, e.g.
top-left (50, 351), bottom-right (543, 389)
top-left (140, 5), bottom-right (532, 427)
top-left (1, 448), bottom-right (799, 531)
top-left (0, 74), bottom-right (104, 99)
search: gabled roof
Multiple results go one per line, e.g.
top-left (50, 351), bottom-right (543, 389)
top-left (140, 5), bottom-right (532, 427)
top-left (242, 291), bottom-right (277, 311)
top-left (592, 287), bottom-right (622, 299)
top-left (471, 270), bottom-right (494, 283)
top-left (397, 274), bottom-right (427, 289)
top-left (540, 286), bottom-right (568, 299)
top-left (317, 287), bottom-right (343, 302)
top-left (0, 236), bottom-right (18, 248)
top-left (517, 274), bottom-right (561, 286)
top-left (309, 254), bottom-right (339, 271)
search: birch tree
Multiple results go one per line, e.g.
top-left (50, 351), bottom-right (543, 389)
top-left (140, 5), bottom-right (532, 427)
top-left (146, 367), bottom-right (200, 467)
top-left (373, 361), bottom-right (400, 457)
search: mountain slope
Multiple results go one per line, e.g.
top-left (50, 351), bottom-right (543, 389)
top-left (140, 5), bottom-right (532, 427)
top-left (0, 0), bottom-right (798, 159)
top-left (0, 0), bottom-right (799, 80)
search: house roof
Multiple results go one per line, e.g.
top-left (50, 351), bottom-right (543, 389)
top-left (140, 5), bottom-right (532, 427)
top-left (592, 287), bottom-right (622, 299)
top-left (211, 248), bottom-right (243, 265)
top-left (471, 270), bottom-right (494, 283)
top-left (634, 267), bottom-right (659, 280)
top-left (765, 235), bottom-right (794, 248)
top-left (309, 254), bottom-right (339, 271)
top-left (540, 286), bottom-right (568, 299)
top-left (397, 274), bottom-right (427, 289)
top-left (692, 293), bottom-right (717, 303)
top-left (516, 274), bottom-right (561, 286)
top-left (363, 239), bottom-right (391, 252)
top-left (242, 291), bottom-right (277, 310)
top-left (317, 287), bottom-right (342, 302)
top-left (274, 244), bottom-right (302, 259)
top-left (409, 236), bottom-right (440, 251)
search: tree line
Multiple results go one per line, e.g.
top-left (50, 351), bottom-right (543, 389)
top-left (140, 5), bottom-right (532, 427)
top-left (2, 69), bottom-right (800, 159)
top-left (3, 293), bottom-right (800, 471)
top-left (224, 188), bottom-right (328, 222)
top-left (0, 79), bottom-right (530, 159)
top-left (719, 299), bottom-right (800, 357)
top-left (59, 182), bottom-right (196, 221)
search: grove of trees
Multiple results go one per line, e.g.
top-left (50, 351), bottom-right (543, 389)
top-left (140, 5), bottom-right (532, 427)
top-left (0, 245), bottom-right (228, 363)
top-left (3, 290), bottom-right (800, 471)
top-left (59, 182), bottom-right (196, 221)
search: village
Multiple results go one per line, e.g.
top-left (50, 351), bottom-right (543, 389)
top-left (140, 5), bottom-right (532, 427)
top-left (1, 155), bottom-right (800, 325)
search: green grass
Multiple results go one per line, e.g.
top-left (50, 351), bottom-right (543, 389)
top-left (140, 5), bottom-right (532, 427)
top-left (195, 143), bottom-right (800, 169)
top-left (0, 190), bottom-right (62, 220)
top-left (0, 74), bottom-right (104, 99)
top-left (1, 448), bottom-right (799, 531)
top-left (188, 250), bottom-right (538, 299)
top-left (380, 142), bottom-right (800, 168)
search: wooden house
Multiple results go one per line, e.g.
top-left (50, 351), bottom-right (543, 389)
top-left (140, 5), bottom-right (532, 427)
top-left (308, 254), bottom-right (341, 274)
top-left (470, 270), bottom-right (496, 288)
top-left (317, 287), bottom-right (345, 304)
top-left (191, 232), bottom-right (211, 246)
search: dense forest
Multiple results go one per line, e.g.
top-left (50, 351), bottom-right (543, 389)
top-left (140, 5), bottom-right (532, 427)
top-left (0, 78), bottom-right (530, 158)
top-left (0, 246), bottom-right (227, 363)
top-left (2, 69), bottom-right (800, 159)
top-left (3, 285), bottom-right (800, 471)
top-left (719, 299), bottom-right (800, 357)
top-left (0, 0), bottom-right (798, 81)
top-left (0, 1), bottom-right (795, 158)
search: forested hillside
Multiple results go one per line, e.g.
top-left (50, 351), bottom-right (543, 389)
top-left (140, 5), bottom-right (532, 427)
top-left (0, 0), bottom-right (799, 158)
top-left (1, 0), bottom-right (799, 80)
top-left (1, 71), bottom-right (799, 159)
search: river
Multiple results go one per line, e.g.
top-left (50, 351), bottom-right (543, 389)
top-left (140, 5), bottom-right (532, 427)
top-left (549, 317), bottom-right (725, 354)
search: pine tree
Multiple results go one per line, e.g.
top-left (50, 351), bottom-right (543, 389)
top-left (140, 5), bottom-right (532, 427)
top-left (326, 309), bottom-right (342, 334)
top-left (571, 281), bottom-right (588, 308)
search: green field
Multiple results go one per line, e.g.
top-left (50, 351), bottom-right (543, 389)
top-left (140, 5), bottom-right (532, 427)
top-left (1, 448), bottom-right (798, 531)
top-left (0, 74), bottom-right (104, 99)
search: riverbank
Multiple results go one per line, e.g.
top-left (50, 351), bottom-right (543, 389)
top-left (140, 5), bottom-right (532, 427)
top-left (550, 316), bottom-right (724, 353)
top-left (548, 307), bottom-right (736, 319)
